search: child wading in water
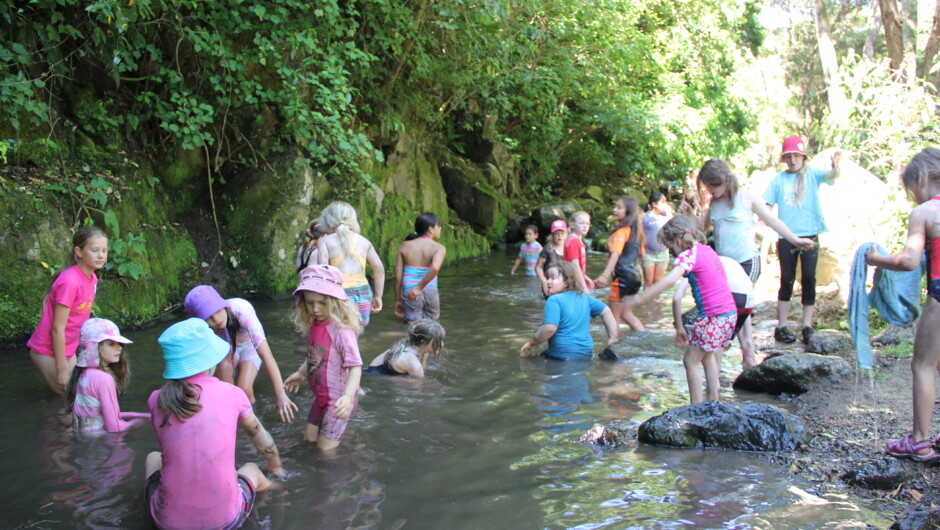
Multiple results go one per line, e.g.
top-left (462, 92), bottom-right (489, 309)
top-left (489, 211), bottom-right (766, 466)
top-left (520, 261), bottom-right (619, 360)
top-left (184, 285), bottom-right (297, 422)
top-left (511, 225), bottom-right (543, 276)
top-left (868, 147), bottom-right (940, 462)
top-left (145, 318), bottom-right (283, 530)
top-left (395, 213), bottom-right (447, 323)
top-left (763, 135), bottom-right (841, 344)
top-left (594, 196), bottom-right (646, 332)
top-left (367, 319), bottom-right (446, 377)
top-left (316, 201), bottom-right (386, 326)
top-left (296, 219), bottom-right (324, 273)
top-left (66, 318), bottom-right (149, 432)
top-left (564, 211), bottom-right (594, 294)
top-left (28, 226), bottom-right (108, 395)
top-left (624, 216), bottom-right (737, 403)
top-left (536, 220), bottom-right (567, 297)
top-left (642, 192), bottom-right (673, 289)
top-left (284, 265), bottom-right (363, 451)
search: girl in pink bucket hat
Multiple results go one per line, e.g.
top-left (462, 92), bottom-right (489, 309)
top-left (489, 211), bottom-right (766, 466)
top-left (284, 265), bottom-right (363, 451)
top-left (762, 134), bottom-right (842, 345)
top-left (65, 318), bottom-right (149, 432)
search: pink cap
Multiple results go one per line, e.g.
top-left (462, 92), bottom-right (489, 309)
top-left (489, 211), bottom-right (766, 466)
top-left (550, 219), bottom-right (568, 233)
top-left (76, 318), bottom-right (133, 368)
top-left (780, 134), bottom-right (807, 161)
top-left (294, 265), bottom-right (348, 300)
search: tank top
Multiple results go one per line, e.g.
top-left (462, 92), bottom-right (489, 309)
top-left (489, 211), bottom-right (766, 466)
top-left (709, 189), bottom-right (758, 263)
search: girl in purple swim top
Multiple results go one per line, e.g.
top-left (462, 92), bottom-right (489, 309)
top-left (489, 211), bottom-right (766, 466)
top-left (394, 213), bottom-right (447, 324)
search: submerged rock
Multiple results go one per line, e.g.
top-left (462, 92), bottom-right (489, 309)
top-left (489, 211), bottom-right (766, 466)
top-left (579, 420), bottom-right (632, 448)
top-left (841, 458), bottom-right (916, 490)
top-left (733, 352), bottom-right (852, 395)
top-left (637, 401), bottom-right (807, 452)
top-left (892, 508), bottom-right (940, 530)
top-left (805, 329), bottom-right (853, 355)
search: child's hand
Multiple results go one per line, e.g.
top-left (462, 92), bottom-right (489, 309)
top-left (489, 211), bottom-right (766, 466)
top-left (407, 286), bottom-right (423, 301)
top-left (276, 394), bottom-right (298, 423)
top-left (793, 237), bottom-right (815, 251)
top-left (267, 466), bottom-right (286, 480)
top-left (371, 297), bottom-right (383, 314)
top-left (57, 369), bottom-right (70, 394)
top-left (541, 281), bottom-right (550, 296)
top-left (831, 149), bottom-right (842, 167)
top-left (520, 339), bottom-right (535, 358)
top-left (394, 299), bottom-right (405, 318)
top-left (675, 327), bottom-right (689, 348)
top-left (585, 276), bottom-right (595, 289)
top-left (865, 246), bottom-right (880, 265)
top-left (594, 274), bottom-right (609, 288)
top-left (283, 371), bottom-right (305, 394)
top-left (333, 394), bottom-right (353, 419)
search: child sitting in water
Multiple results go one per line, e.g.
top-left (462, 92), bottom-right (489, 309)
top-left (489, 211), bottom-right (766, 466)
top-left (395, 213), bottom-right (447, 324)
top-left (367, 320), bottom-right (446, 377)
top-left (66, 318), bottom-right (149, 432)
top-left (520, 261), bottom-right (618, 360)
top-left (511, 225), bottom-right (543, 276)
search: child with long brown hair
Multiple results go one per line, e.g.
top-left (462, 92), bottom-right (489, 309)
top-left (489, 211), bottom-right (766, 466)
top-left (594, 196), bottom-right (646, 332)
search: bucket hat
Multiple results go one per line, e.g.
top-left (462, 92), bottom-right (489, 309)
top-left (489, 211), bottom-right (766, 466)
top-left (76, 318), bottom-right (133, 368)
top-left (294, 264), bottom-right (348, 300)
top-left (184, 285), bottom-right (229, 321)
top-left (158, 318), bottom-right (230, 379)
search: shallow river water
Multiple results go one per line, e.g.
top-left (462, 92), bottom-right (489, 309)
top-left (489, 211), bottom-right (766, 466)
top-left (2, 251), bottom-right (889, 529)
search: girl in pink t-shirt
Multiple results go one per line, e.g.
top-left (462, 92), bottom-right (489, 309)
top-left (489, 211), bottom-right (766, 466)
top-left (28, 226), bottom-right (107, 395)
top-left (66, 318), bottom-right (149, 433)
top-left (623, 215), bottom-right (736, 404)
top-left (284, 265), bottom-right (363, 451)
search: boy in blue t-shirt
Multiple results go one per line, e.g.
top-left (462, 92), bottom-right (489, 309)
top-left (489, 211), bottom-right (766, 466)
top-left (511, 225), bottom-right (543, 276)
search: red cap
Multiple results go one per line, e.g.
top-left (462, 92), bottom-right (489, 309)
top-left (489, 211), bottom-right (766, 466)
top-left (780, 135), bottom-right (807, 161)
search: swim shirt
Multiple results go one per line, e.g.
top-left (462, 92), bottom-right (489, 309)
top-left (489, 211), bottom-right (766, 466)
top-left (27, 265), bottom-right (97, 358)
top-left (563, 235), bottom-right (587, 276)
top-left (221, 298), bottom-right (267, 352)
top-left (73, 368), bottom-right (132, 433)
top-left (518, 242), bottom-right (543, 275)
top-left (762, 165), bottom-right (834, 237)
top-left (307, 320), bottom-right (362, 405)
top-left (542, 291), bottom-right (607, 360)
top-left (674, 243), bottom-right (737, 318)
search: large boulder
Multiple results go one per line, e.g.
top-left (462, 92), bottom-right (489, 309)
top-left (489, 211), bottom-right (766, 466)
top-left (841, 458), bottom-right (916, 490)
top-left (733, 352), bottom-right (853, 395)
top-left (531, 201), bottom-right (582, 236)
top-left (873, 324), bottom-right (916, 346)
top-left (438, 155), bottom-right (511, 241)
top-left (637, 401), bottom-right (807, 452)
top-left (806, 329), bottom-right (853, 355)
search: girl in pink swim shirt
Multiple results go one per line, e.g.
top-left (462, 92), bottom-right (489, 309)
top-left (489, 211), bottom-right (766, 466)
top-left (28, 226), bottom-right (107, 395)
top-left (623, 215), bottom-right (737, 404)
top-left (284, 264), bottom-right (363, 451)
top-left (66, 318), bottom-right (149, 433)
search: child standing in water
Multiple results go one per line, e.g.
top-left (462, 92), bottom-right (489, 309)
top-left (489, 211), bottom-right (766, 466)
top-left (316, 201), bottom-right (386, 326)
top-left (296, 219), bottom-right (324, 273)
top-left (535, 220), bottom-right (567, 297)
top-left (642, 192), bottom-right (673, 289)
top-left (594, 196), bottom-right (646, 332)
top-left (520, 261), bottom-right (619, 361)
top-left (284, 265), bottom-right (363, 451)
top-left (394, 213), bottom-right (447, 323)
top-left (145, 318), bottom-right (283, 530)
top-left (367, 319), bottom-right (446, 377)
top-left (510, 225), bottom-right (543, 276)
top-left (66, 318), bottom-right (149, 432)
top-left (624, 216), bottom-right (736, 403)
top-left (28, 226), bottom-right (108, 395)
top-left (762, 135), bottom-right (841, 344)
top-left (564, 211), bottom-right (594, 294)
top-left (184, 285), bottom-right (297, 422)
top-left (867, 147), bottom-right (940, 462)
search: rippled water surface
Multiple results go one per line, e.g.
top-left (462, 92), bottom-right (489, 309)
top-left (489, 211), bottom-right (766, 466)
top-left (1, 252), bottom-right (888, 529)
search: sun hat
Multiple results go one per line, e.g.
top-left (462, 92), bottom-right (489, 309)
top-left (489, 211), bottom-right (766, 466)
top-left (184, 285), bottom-right (229, 321)
top-left (76, 318), bottom-right (133, 368)
top-left (294, 264), bottom-right (348, 300)
top-left (550, 219), bottom-right (568, 233)
top-left (780, 134), bottom-right (808, 161)
top-left (158, 318), bottom-right (230, 379)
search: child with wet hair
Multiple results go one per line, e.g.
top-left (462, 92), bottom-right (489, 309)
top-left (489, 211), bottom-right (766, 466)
top-left (367, 319), bottom-right (446, 377)
top-left (296, 219), bottom-right (325, 273)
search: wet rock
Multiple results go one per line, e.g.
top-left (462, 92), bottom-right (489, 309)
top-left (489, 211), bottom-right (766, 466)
top-left (892, 508), bottom-right (940, 530)
top-left (579, 421), bottom-right (631, 447)
top-left (873, 324), bottom-right (916, 347)
top-left (806, 329), bottom-right (853, 355)
top-left (841, 458), bottom-right (916, 490)
top-left (733, 352), bottom-right (852, 395)
top-left (637, 401), bottom-right (807, 452)
top-left (531, 201), bottom-right (581, 235)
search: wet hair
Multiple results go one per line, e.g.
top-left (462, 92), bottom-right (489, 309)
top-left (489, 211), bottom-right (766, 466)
top-left (545, 260), bottom-right (581, 293)
top-left (156, 380), bottom-right (203, 427)
top-left (383, 319), bottom-right (447, 365)
top-left (318, 201), bottom-right (360, 254)
top-left (292, 291), bottom-right (363, 336)
top-left (902, 147), bottom-right (940, 192)
top-left (647, 192), bottom-right (665, 210)
top-left (657, 215), bottom-right (704, 251)
top-left (697, 159), bottom-right (740, 206)
top-left (306, 219), bottom-right (325, 240)
top-left (525, 224), bottom-right (538, 235)
top-left (405, 213), bottom-right (442, 241)
top-left (613, 196), bottom-right (647, 249)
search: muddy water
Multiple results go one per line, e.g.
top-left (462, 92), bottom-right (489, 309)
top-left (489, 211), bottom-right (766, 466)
top-left (1, 252), bottom-right (889, 528)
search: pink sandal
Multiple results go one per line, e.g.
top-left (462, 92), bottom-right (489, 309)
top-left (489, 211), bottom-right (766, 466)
top-left (886, 434), bottom-right (937, 462)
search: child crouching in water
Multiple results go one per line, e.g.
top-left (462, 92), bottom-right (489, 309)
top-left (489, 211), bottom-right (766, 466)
top-left (623, 215), bottom-right (737, 403)
top-left (367, 319), bottom-right (446, 377)
top-left (145, 318), bottom-right (283, 530)
top-left (284, 265), bottom-right (363, 451)
top-left (66, 318), bottom-right (149, 432)
top-left (520, 261), bottom-right (619, 360)
top-left (868, 147), bottom-right (940, 462)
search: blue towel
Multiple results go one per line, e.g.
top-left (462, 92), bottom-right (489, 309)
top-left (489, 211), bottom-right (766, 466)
top-left (848, 243), bottom-right (923, 369)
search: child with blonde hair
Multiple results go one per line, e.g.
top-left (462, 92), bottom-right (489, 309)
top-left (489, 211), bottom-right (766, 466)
top-left (563, 211), bottom-right (594, 294)
top-left (367, 319), bottom-right (446, 377)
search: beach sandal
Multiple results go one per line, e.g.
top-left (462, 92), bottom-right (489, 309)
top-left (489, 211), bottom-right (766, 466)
top-left (886, 434), bottom-right (937, 462)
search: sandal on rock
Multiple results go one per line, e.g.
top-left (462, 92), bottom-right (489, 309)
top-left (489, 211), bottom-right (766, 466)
top-left (886, 434), bottom-right (937, 462)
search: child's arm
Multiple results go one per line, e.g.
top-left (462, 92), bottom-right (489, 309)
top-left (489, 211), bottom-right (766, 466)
top-left (333, 366), bottom-right (361, 419)
top-left (256, 340), bottom-right (298, 422)
top-left (826, 150), bottom-right (842, 181)
top-left (315, 236), bottom-right (330, 265)
top-left (51, 304), bottom-right (71, 393)
top-left (365, 243), bottom-right (385, 313)
top-left (568, 259), bottom-right (592, 293)
top-left (95, 375), bottom-right (136, 432)
top-left (394, 245), bottom-right (405, 317)
top-left (534, 256), bottom-right (550, 295)
top-left (748, 192), bottom-right (815, 250)
top-left (283, 360), bottom-right (309, 394)
top-left (599, 307), bottom-right (619, 347)
top-left (672, 279), bottom-right (691, 348)
top-left (626, 266), bottom-right (686, 307)
top-left (239, 412), bottom-right (284, 478)
top-left (510, 256), bottom-right (522, 275)
top-left (407, 244), bottom-right (446, 301)
top-left (867, 206), bottom-right (928, 271)
top-left (594, 251), bottom-right (620, 288)
top-left (520, 324), bottom-right (558, 357)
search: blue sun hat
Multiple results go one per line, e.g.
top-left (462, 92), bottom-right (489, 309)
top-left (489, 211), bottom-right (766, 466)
top-left (158, 318), bottom-right (230, 379)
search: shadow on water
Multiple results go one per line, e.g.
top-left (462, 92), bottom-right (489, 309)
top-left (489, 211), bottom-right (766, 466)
top-left (1, 251), bottom-right (891, 528)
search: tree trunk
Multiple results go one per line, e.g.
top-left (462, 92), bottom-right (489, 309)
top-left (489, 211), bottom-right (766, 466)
top-left (813, 0), bottom-right (848, 124)
top-left (881, 0), bottom-right (905, 75)
top-left (902, 0), bottom-right (917, 78)
top-left (864, 1), bottom-right (882, 59)
top-left (921, 0), bottom-right (940, 79)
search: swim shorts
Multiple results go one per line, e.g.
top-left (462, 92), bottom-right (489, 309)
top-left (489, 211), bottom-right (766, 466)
top-left (234, 342), bottom-right (262, 371)
top-left (689, 313), bottom-right (737, 354)
top-left (344, 284), bottom-right (374, 326)
top-left (144, 470), bottom-right (256, 530)
top-left (400, 283), bottom-right (440, 322)
top-left (608, 273), bottom-right (642, 303)
top-left (307, 397), bottom-right (355, 441)
top-left (641, 248), bottom-right (670, 269)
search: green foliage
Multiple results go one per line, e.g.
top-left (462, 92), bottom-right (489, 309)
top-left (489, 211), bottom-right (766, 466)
top-left (880, 340), bottom-right (914, 360)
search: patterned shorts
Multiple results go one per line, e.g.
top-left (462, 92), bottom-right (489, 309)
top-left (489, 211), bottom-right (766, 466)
top-left (690, 313), bottom-right (737, 353)
top-left (307, 396), bottom-right (356, 441)
top-left (234, 342), bottom-right (262, 371)
top-left (344, 284), bottom-right (374, 326)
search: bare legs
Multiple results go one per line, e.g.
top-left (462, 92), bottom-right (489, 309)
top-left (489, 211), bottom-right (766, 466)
top-left (683, 345), bottom-right (719, 404)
